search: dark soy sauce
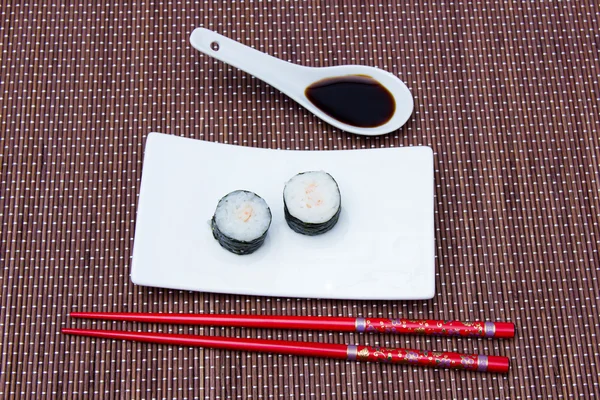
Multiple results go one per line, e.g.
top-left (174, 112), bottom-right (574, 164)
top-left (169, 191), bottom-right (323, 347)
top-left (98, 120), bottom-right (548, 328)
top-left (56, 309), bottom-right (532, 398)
top-left (304, 75), bottom-right (396, 128)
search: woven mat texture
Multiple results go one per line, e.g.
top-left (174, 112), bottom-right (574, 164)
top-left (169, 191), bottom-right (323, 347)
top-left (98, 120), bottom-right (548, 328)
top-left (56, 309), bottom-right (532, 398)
top-left (1, 1), bottom-right (599, 399)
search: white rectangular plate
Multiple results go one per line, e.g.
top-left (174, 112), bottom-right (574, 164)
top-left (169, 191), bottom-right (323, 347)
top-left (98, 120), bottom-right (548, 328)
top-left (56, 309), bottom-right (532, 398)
top-left (131, 133), bottom-right (435, 300)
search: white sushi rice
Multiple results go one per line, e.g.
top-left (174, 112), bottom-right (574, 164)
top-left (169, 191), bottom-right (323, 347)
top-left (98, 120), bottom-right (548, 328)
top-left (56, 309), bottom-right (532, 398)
top-left (213, 191), bottom-right (271, 242)
top-left (283, 171), bottom-right (341, 224)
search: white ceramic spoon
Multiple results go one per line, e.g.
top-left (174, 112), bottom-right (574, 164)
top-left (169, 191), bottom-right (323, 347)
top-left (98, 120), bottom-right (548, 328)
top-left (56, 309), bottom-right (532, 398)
top-left (190, 27), bottom-right (414, 136)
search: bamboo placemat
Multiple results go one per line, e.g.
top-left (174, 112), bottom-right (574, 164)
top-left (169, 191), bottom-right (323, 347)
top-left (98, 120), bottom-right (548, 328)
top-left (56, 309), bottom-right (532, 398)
top-left (1, 1), bottom-right (598, 399)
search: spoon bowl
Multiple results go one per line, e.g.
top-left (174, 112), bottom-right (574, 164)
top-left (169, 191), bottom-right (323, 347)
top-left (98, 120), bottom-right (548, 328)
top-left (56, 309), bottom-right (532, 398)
top-left (190, 28), bottom-right (413, 136)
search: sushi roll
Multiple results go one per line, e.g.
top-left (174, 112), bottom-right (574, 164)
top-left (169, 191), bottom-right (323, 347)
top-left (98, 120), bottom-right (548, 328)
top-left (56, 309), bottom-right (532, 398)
top-left (211, 190), bottom-right (272, 255)
top-left (283, 171), bottom-right (341, 236)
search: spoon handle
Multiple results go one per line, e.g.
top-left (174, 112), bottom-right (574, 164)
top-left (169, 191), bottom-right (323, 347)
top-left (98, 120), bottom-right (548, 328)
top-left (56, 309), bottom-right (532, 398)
top-left (190, 28), bottom-right (310, 94)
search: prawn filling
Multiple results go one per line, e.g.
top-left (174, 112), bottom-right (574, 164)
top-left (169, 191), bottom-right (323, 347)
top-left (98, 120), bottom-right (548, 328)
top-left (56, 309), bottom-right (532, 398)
top-left (211, 190), bottom-right (272, 255)
top-left (283, 171), bottom-right (341, 236)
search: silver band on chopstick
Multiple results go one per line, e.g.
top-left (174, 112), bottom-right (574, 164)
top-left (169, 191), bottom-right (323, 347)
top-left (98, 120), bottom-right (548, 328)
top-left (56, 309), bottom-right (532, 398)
top-left (355, 318), bottom-right (366, 332)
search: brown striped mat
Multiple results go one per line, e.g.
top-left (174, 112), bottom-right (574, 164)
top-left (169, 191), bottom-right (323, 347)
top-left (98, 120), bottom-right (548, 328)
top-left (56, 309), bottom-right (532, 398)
top-left (1, 1), bottom-right (598, 399)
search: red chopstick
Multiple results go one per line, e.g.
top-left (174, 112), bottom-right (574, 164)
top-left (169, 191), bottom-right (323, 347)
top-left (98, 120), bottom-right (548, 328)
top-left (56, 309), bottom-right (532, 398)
top-left (61, 328), bottom-right (510, 373)
top-left (69, 312), bottom-right (515, 339)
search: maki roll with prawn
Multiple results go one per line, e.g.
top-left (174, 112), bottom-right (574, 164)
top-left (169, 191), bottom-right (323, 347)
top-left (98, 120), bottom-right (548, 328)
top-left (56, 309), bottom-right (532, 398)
top-left (283, 171), bottom-right (341, 236)
top-left (211, 190), bottom-right (272, 255)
